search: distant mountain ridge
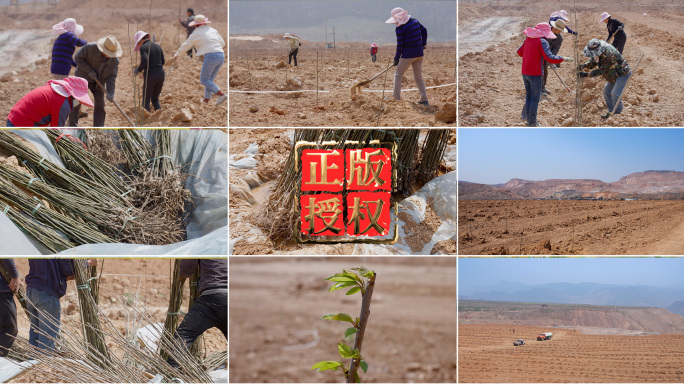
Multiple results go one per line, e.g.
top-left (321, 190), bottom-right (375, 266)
top-left (459, 170), bottom-right (684, 199)
top-left (463, 280), bottom-right (684, 309)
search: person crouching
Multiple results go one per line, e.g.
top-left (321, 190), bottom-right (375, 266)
top-left (517, 23), bottom-right (571, 126)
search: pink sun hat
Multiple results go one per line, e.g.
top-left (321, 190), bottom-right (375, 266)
top-left (599, 12), bottom-right (611, 23)
top-left (558, 10), bottom-right (570, 22)
top-left (385, 7), bottom-right (410, 25)
top-left (189, 14), bottom-right (211, 27)
top-left (52, 18), bottom-right (84, 37)
top-left (523, 23), bottom-right (556, 39)
top-left (133, 30), bottom-right (150, 52)
top-left (46, 77), bottom-right (93, 107)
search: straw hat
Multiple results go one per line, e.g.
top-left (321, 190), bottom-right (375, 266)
top-left (97, 35), bottom-right (123, 58)
top-left (189, 14), bottom-right (210, 27)
top-left (599, 12), bottom-right (611, 23)
top-left (550, 19), bottom-right (568, 33)
top-left (52, 18), bottom-right (84, 37)
top-left (385, 7), bottom-right (410, 25)
top-left (46, 77), bottom-right (94, 107)
top-left (133, 31), bottom-right (150, 52)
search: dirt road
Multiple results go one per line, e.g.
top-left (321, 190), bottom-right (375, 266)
top-left (458, 17), bottom-right (525, 56)
top-left (648, 219), bottom-right (684, 255)
top-left (229, 257), bottom-right (456, 383)
top-left (459, 324), bottom-right (684, 383)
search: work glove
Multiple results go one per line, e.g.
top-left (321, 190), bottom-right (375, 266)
top-left (563, 57), bottom-right (574, 62)
top-left (578, 71), bottom-right (589, 78)
top-left (88, 71), bottom-right (98, 81)
top-left (106, 93), bottom-right (114, 101)
top-left (393, 59), bottom-right (399, 66)
top-left (550, 64), bottom-right (557, 69)
top-left (618, 25), bottom-right (623, 31)
top-left (133, 68), bottom-right (139, 76)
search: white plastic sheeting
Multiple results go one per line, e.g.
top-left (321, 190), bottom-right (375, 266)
top-left (0, 129), bottom-right (227, 255)
top-left (0, 357), bottom-right (39, 383)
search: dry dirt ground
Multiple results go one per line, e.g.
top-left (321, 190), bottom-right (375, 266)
top-left (458, 301), bottom-right (684, 335)
top-left (229, 257), bottom-right (456, 383)
top-left (229, 37), bottom-right (456, 127)
top-left (458, 200), bottom-right (684, 255)
top-left (229, 128), bottom-right (457, 255)
top-left (458, 1), bottom-right (684, 126)
top-left (0, 0), bottom-right (227, 127)
top-left (458, 324), bottom-right (684, 383)
top-left (6, 258), bottom-right (226, 383)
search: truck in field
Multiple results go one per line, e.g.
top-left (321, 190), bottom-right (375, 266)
top-left (513, 339), bottom-right (525, 346)
top-left (537, 332), bottom-right (553, 341)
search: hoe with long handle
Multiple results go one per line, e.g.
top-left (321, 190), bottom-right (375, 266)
top-left (605, 54), bottom-right (644, 119)
top-left (351, 63), bottom-right (394, 95)
top-left (551, 65), bottom-right (572, 94)
top-left (94, 78), bottom-right (135, 126)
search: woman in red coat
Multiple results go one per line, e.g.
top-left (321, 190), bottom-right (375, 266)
top-left (517, 23), bottom-right (572, 126)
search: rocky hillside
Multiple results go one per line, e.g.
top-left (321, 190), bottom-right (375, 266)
top-left (460, 171), bottom-right (684, 199)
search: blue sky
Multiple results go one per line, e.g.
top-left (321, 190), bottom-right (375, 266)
top-left (459, 258), bottom-right (684, 291)
top-left (458, 129), bottom-right (684, 185)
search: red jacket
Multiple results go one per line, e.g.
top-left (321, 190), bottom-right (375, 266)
top-left (517, 37), bottom-right (563, 76)
top-left (7, 85), bottom-right (72, 127)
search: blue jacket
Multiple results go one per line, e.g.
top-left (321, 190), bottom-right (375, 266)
top-left (394, 18), bottom-right (428, 62)
top-left (26, 259), bottom-right (74, 299)
top-left (0, 259), bottom-right (19, 294)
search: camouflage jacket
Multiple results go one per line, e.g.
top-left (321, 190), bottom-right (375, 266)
top-left (581, 44), bottom-right (630, 83)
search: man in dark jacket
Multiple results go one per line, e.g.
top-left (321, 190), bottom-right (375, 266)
top-left (542, 18), bottom-right (567, 96)
top-left (600, 12), bottom-right (626, 54)
top-left (25, 259), bottom-right (74, 351)
top-left (69, 35), bottom-right (122, 127)
top-left (133, 31), bottom-right (165, 112)
top-left (179, 8), bottom-right (196, 57)
top-left (167, 259), bottom-right (227, 367)
top-left (0, 259), bottom-right (19, 357)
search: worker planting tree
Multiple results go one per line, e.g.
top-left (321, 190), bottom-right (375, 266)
top-left (229, 1), bottom-right (456, 127)
top-left (459, 1), bottom-right (683, 126)
top-left (0, 0), bottom-right (227, 127)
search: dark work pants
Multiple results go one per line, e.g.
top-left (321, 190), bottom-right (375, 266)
top-left (0, 292), bottom-right (18, 357)
top-left (167, 292), bottom-right (227, 368)
top-left (288, 48), bottom-right (298, 66)
top-left (69, 80), bottom-right (106, 127)
top-left (611, 32), bottom-right (626, 54)
top-left (143, 68), bottom-right (165, 112)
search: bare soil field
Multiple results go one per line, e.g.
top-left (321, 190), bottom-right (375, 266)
top-left (229, 38), bottom-right (456, 127)
top-left (459, 301), bottom-right (684, 335)
top-left (229, 257), bottom-right (456, 383)
top-left (459, 324), bottom-right (684, 383)
top-left (0, 0), bottom-right (227, 127)
top-left (458, 1), bottom-right (684, 126)
top-left (458, 200), bottom-right (684, 255)
top-left (7, 258), bottom-right (226, 383)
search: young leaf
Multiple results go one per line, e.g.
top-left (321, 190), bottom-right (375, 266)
top-left (337, 342), bottom-right (355, 358)
top-left (345, 327), bottom-right (358, 338)
top-left (346, 286), bottom-right (361, 295)
top-left (311, 360), bottom-right (343, 372)
top-left (320, 313), bottom-right (354, 323)
top-left (362, 270), bottom-right (374, 278)
top-left (329, 281), bottom-right (357, 292)
top-left (360, 360), bottom-right (368, 373)
top-left (327, 276), bottom-right (356, 282)
top-left (342, 271), bottom-right (362, 283)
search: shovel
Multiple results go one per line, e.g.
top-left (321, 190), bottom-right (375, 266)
top-left (604, 54), bottom-right (644, 119)
top-left (94, 78), bottom-right (135, 126)
top-left (351, 63), bottom-right (394, 95)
